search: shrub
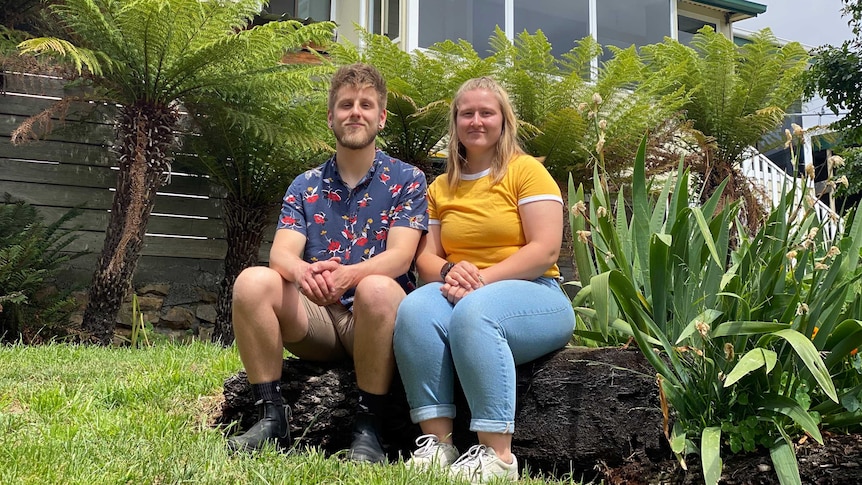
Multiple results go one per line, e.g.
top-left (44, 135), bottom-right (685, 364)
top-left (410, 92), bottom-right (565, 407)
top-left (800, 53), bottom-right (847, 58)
top-left (571, 136), bottom-right (862, 485)
top-left (0, 194), bottom-right (82, 342)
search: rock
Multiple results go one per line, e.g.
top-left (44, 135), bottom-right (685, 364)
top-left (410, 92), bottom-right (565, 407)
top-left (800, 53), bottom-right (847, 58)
top-left (195, 288), bottom-right (218, 304)
top-left (135, 296), bottom-right (164, 312)
top-left (71, 291), bottom-right (88, 311)
top-left (160, 306), bottom-right (196, 330)
top-left (216, 347), bottom-right (667, 478)
top-left (198, 324), bottom-right (214, 342)
top-left (138, 284), bottom-right (171, 296)
top-left (196, 304), bottom-right (218, 323)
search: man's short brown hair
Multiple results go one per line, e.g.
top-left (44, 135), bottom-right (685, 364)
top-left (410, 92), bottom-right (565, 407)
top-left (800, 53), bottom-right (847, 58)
top-left (328, 63), bottom-right (388, 111)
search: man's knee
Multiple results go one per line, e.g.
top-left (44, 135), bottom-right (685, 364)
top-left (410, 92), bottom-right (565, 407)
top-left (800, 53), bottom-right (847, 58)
top-left (354, 275), bottom-right (405, 310)
top-left (233, 266), bottom-right (282, 306)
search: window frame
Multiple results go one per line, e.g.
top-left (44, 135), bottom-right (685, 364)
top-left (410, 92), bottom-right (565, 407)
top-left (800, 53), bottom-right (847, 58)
top-left (406, 0), bottom-right (681, 53)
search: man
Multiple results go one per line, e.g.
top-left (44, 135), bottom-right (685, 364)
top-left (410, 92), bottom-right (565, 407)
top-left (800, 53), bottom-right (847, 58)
top-left (227, 63), bottom-right (428, 463)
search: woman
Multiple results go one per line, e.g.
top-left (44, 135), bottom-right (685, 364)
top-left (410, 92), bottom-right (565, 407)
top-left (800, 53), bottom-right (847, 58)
top-left (393, 77), bottom-right (575, 483)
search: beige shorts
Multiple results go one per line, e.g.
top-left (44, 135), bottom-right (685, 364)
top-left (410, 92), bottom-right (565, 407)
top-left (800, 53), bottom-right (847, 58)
top-left (283, 292), bottom-right (355, 362)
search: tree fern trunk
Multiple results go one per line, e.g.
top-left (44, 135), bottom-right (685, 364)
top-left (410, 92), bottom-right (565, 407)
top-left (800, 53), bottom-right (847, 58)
top-left (213, 194), bottom-right (274, 346)
top-left (700, 152), bottom-right (765, 233)
top-left (82, 103), bottom-right (177, 345)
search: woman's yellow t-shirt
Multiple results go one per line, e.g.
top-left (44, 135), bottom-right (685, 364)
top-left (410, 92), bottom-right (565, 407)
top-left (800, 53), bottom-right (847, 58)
top-left (428, 155), bottom-right (563, 279)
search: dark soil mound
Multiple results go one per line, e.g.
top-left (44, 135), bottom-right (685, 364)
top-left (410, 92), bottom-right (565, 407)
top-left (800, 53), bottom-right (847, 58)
top-left (602, 431), bottom-right (862, 484)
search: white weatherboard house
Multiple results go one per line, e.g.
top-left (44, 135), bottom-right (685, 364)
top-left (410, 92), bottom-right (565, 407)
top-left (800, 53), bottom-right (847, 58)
top-left (265, 0), bottom-right (766, 54)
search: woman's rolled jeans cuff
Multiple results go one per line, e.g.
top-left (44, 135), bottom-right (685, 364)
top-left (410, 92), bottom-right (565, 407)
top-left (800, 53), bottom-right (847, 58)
top-left (409, 404), bottom-right (456, 424)
top-left (408, 406), bottom-right (516, 434)
top-left (470, 419), bottom-right (515, 434)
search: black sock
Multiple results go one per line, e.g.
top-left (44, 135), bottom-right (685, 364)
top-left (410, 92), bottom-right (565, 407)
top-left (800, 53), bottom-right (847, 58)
top-left (356, 389), bottom-right (387, 417)
top-left (251, 381), bottom-right (284, 406)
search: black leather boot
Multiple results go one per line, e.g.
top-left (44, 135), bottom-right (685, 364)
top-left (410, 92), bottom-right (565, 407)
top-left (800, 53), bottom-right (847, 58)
top-left (227, 400), bottom-right (290, 452)
top-left (346, 412), bottom-right (387, 463)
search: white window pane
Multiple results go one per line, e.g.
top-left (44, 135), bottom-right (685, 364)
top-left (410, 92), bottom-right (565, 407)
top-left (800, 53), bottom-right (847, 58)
top-left (597, 0), bottom-right (670, 61)
top-left (371, 0), bottom-right (401, 39)
top-left (419, 0), bottom-right (505, 54)
top-left (514, 0), bottom-right (589, 58)
top-left (677, 15), bottom-right (715, 45)
top-left (265, 0), bottom-right (330, 21)
top-left (296, 0), bottom-right (329, 21)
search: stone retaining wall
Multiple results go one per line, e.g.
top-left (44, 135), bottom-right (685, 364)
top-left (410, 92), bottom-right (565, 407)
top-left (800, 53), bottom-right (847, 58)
top-left (68, 283), bottom-right (219, 344)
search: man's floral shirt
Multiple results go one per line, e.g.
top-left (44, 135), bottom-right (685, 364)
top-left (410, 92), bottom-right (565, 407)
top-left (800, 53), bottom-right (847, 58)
top-left (277, 150), bottom-right (428, 309)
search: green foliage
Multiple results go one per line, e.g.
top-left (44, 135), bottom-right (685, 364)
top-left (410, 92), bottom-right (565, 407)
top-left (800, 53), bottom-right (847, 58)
top-left (490, 27), bottom-right (688, 184)
top-left (805, 44), bottom-right (862, 144)
top-left (572, 135), bottom-right (862, 484)
top-left (0, 0), bottom-right (56, 39)
top-left (182, 78), bottom-right (333, 207)
top-left (0, 195), bottom-right (81, 342)
top-left (331, 26), bottom-right (688, 186)
top-left (0, 2), bottom-right (66, 76)
top-left (0, 24), bottom-right (27, 57)
top-left (18, 0), bottom-right (336, 121)
top-left (641, 27), bottom-right (809, 170)
top-left (833, 147), bottom-right (862, 200)
top-left (805, 0), bottom-right (862, 145)
top-left (14, 0), bottom-right (336, 340)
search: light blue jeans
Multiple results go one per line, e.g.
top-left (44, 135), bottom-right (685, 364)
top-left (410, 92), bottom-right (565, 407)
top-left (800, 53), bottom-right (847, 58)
top-left (394, 277), bottom-right (575, 434)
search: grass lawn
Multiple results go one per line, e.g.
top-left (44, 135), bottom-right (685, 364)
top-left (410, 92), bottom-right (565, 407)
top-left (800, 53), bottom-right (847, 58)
top-left (0, 341), bottom-right (579, 484)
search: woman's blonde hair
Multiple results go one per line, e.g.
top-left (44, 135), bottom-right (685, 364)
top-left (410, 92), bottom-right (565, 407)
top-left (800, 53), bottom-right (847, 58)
top-left (445, 77), bottom-right (524, 190)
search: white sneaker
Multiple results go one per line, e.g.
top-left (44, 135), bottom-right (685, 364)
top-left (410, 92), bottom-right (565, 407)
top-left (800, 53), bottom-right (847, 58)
top-left (406, 434), bottom-right (459, 470)
top-left (449, 444), bottom-right (519, 483)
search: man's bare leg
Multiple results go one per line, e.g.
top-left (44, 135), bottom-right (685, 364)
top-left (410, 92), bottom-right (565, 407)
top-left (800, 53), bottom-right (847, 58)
top-left (353, 274), bottom-right (404, 392)
top-left (227, 266), bottom-right (307, 452)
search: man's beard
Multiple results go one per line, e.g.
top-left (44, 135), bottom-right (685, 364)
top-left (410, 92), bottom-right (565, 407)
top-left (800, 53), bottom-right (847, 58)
top-left (335, 125), bottom-right (379, 150)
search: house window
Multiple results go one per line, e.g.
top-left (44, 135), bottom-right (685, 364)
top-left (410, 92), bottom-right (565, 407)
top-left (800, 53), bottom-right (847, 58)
top-left (514, 0), bottom-right (589, 58)
top-left (265, 0), bottom-right (331, 21)
top-left (412, 0), bottom-right (680, 61)
top-left (597, 0), bottom-right (670, 61)
top-left (677, 14), bottom-right (715, 45)
top-left (418, 0), bottom-right (505, 53)
top-left (371, 0), bottom-right (401, 40)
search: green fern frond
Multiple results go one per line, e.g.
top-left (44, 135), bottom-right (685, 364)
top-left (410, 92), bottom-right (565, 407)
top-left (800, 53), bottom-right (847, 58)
top-left (642, 26), bottom-right (809, 169)
top-left (558, 35), bottom-right (602, 77)
top-left (18, 37), bottom-right (111, 75)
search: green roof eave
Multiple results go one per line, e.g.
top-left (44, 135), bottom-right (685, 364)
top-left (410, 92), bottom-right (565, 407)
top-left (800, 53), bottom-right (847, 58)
top-left (692, 0), bottom-right (767, 16)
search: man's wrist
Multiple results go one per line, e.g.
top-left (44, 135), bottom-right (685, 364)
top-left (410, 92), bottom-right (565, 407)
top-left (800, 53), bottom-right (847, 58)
top-left (440, 262), bottom-right (455, 280)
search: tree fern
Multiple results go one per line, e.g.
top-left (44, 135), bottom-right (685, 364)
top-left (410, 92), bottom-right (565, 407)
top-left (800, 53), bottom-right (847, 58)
top-left (640, 27), bottom-right (809, 225)
top-left (642, 27), bottom-right (807, 170)
top-left (15, 0), bottom-right (337, 343)
top-left (182, 83), bottom-right (332, 344)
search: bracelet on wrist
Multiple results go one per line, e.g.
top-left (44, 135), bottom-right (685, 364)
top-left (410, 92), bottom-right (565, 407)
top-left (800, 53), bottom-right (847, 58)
top-left (440, 262), bottom-right (455, 280)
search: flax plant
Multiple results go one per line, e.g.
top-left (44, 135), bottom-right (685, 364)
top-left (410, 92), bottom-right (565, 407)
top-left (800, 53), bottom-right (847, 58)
top-left (571, 134), bottom-right (862, 485)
